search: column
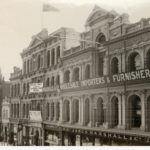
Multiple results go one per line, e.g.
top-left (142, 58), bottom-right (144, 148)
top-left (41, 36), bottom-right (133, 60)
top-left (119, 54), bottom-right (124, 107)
top-left (79, 99), bottom-right (81, 124)
top-left (54, 103), bottom-right (57, 121)
top-left (118, 95), bottom-right (122, 129)
top-left (103, 56), bottom-right (108, 75)
top-left (80, 96), bottom-right (85, 125)
top-left (140, 92), bottom-right (146, 131)
top-left (89, 95), bottom-right (94, 127)
top-left (121, 93), bottom-right (126, 129)
top-left (59, 99), bottom-right (63, 122)
top-left (121, 53), bottom-right (125, 72)
top-left (70, 68), bottom-right (73, 82)
top-left (49, 103), bottom-right (51, 120)
top-left (69, 99), bottom-right (73, 124)
top-left (103, 95), bottom-right (110, 129)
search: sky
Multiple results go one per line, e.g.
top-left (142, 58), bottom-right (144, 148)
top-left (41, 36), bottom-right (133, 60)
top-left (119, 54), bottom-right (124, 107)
top-left (0, 0), bottom-right (150, 81)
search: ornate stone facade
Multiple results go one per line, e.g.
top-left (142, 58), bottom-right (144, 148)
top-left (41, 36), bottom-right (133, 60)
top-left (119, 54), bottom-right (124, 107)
top-left (10, 5), bottom-right (150, 146)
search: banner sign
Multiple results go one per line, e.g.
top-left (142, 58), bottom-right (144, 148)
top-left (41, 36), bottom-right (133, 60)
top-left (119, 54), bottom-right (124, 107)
top-left (29, 83), bottom-right (43, 93)
top-left (112, 69), bottom-right (150, 83)
top-left (60, 69), bottom-right (150, 90)
top-left (29, 111), bottom-right (42, 121)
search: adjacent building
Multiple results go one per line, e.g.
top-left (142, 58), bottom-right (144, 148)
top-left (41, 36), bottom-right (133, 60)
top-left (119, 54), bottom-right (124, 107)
top-left (10, 5), bottom-right (150, 146)
top-left (2, 97), bottom-right (10, 142)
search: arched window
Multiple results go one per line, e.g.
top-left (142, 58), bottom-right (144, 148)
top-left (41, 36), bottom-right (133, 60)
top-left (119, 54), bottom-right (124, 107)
top-left (14, 85), bottom-right (17, 97)
top-left (47, 51), bottom-right (50, 67)
top-left (96, 33), bottom-right (106, 47)
top-left (51, 48), bottom-right (55, 65)
top-left (23, 104), bottom-right (25, 118)
top-left (37, 55), bottom-right (41, 69)
top-left (51, 102), bottom-right (54, 120)
top-left (111, 57), bottom-right (119, 74)
top-left (146, 50), bottom-right (150, 69)
top-left (96, 97), bottom-right (104, 126)
top-left (24, 61), bottom-right (26, 74)
top-left (51, 76), bottom-right (55, 86)
top-left (37, 103), bottom-right (40, 111)
top-left (128, 52), bottom-right (142, 71)
top-left (56, 102), bottom-right (60, 121)
top-left (46, 77), bottom-right (50, 87)
top-left (128, 95), bottom-right (141, 128)
top-left (56, 46), bottom-right (60, 63)
top-left (30, 59), bottom-right (33, 72)
top-left (27, 83), bottom-right (29, 94)
top-left (64, 100), bottom-right (70, 122)
top-left (85, 64), bottom-right (90, 79)
top-left (85, 98), bottom-right (90, 125)
top-left (110, 96), bottom-right (119, 128)
top-left (98, 53), bottom-right (104, 76)
top-left (73, 99), bottom-right (79, 123)
top-left (23, 83), bottom-right (26, 94)
top-left (73, 67), bottom-right (80, 82)
top-left (56, 75), bottom-right (60, 85)
top-left (18, 84), bottom-right (20, 95)
top-left (64, 70), bottom-right (70, 83)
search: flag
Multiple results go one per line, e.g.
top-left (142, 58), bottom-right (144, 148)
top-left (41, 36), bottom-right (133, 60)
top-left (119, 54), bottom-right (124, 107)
top-left (43, 2), bottom-right (59, 12)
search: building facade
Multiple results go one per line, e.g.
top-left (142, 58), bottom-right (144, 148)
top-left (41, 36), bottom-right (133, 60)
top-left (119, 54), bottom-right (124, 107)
top-left (2, 97), bottom-right (10, 142)
top-left (10, 5), bottom-right (150, 146)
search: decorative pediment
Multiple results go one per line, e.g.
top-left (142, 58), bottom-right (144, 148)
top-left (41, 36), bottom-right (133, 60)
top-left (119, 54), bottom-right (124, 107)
top-left (28, 29), bottom-right (48, 48)
top-left (85, 5), bottom-right (107, 26)
top-left (85, 5), bottom-right (118, 27)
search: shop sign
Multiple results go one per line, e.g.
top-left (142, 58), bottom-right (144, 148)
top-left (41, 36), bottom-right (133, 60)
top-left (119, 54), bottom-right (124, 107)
top-left (29, 83), bottom-right (43, 93)
top-left (112, 69), bottom-right (150, 83)
top-left (61, 69), bottom-right (150, 90)
top-left (29, 111), bottom-right (42, 121)
top-left (97, 131), bottom-right (150, 143)
top-left (60, 77), bottom-right (106, 90)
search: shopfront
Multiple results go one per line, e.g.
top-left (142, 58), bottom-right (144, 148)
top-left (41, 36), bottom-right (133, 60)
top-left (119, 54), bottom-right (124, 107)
top-left (61, 127), bottom-right (150, 146)
top-left (28, 110), bottom-right (43, 146)
top-left (43, 124), bottom-right (62, 146)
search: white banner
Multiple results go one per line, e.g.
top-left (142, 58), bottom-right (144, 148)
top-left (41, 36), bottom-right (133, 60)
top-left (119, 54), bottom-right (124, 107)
top-left (29, 83), bottom-right (43, 93)
top-left (29, 111), bottom-right (42, 121)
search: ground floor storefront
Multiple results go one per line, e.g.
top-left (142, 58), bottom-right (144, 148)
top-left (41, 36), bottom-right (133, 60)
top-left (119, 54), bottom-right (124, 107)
top-left (42, 122), bottom-right (150, 146)
top-left (9, 121), bottom-right (150, 146)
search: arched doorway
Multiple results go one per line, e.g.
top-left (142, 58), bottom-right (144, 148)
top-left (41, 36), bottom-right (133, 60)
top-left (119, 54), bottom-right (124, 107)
top-left (73, 99), bottom-right (79, 123)
top-left (128, 95), bottom-right (141, 128)
top-left (64, 100), bottom-right (70, 122)
top-left (128, 52), bottom-right (142, 71)
top-left (96, 97), bottom-right (104, 126)
top-left (111, 96), bottom-right (119, 128)
top-left (111, 57), bottom-right (119, 74)
top-left (85, 98), bottom-right (90, 125)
